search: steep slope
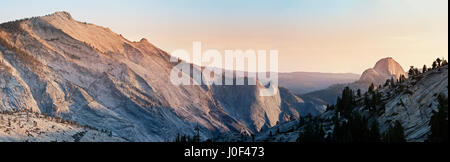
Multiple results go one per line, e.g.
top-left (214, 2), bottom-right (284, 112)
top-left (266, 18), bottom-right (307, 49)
top-left (212, 85), bottom-right (325, 132)
top-left (0, 12), bottom-right (320, 141)
top-left (252, 65), bottom-right (448, 142)
top-left (375, 65), bottom-right (447, 141)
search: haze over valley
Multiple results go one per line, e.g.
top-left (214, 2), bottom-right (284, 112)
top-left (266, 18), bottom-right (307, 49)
top-left (0, 0), bottom-right (447, 143)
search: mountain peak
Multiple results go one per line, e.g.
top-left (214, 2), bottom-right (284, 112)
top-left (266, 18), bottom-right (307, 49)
top-left (45, 11), bottom-right (73, 20)
top-left (38, 12), bottom-right (131, 53)
top-left (373, 57), bottom-right (404, 76)
top-left (359, 57), bottom-right (406, 85)
top-left (139, 38), bottom-right (149, 43)
top-left (374, 57), bottom-right (395, 67)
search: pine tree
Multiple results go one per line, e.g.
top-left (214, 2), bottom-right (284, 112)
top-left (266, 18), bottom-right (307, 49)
top-left (384, 79), bottom-right (390, 87)
top-left (383, 121), bottom-right (406, 142)
top-left (399, 75), bottom-right (407, 83)
top-left (436, 58), bottom-right (442, 67)
top-left (298, 116), bottom-right (306, 128)
top-left (364, 92), bottom-right (369, 108)
top-left (369, 93), bottom-right (376, 112)
top-left (297, 122), bottom-right (325, 143)
top-left (408, 66), bottom-right (416, 76)
top-left (389, 77), bottom-right (395, 88)
top-left (175, 133), bottom-right (180, 142)
top-left (422, 65), bottom-right (427, 73)
top-left (442, 59), bottom-right (448, 66)
top-left (193, 123), bottom-right (201, 142)
top-left (368, 122), bottom-right (381, 142)
top-left (428, 94), bottom-right (448, 142)
top-left (368, 83), bottom-right (375, 93)
top-left (414, 68), bottom-right (420, 75)
top-left (337, 87), bottom-right (355, 117)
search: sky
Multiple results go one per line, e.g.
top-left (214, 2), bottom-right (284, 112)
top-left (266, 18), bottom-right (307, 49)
top-left (0, 0), bottom-right (448, 74)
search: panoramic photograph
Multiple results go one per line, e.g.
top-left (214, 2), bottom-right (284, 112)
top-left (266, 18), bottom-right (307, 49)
top-left (0, 0), bottom-right (448, 159)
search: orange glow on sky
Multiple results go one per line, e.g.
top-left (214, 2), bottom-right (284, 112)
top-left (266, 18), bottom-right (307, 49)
top-left (1, 0), bottom-right (448, 74)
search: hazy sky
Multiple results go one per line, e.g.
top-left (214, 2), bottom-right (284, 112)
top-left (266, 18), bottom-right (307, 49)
top-left (0, 0), bottom-right (448, 74)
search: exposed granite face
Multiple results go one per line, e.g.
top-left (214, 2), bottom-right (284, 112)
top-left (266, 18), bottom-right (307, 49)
top-left (0, 12), bottom-right (320, 141)
top-left (359, 57), bottom-right (407, 85)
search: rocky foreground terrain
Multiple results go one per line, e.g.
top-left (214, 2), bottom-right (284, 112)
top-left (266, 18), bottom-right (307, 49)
top-left (0, 109), bottom-right (126, 142)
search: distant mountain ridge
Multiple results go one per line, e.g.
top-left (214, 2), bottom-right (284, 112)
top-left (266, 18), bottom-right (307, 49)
top-left (278, 72), bottom-right (360, 95)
